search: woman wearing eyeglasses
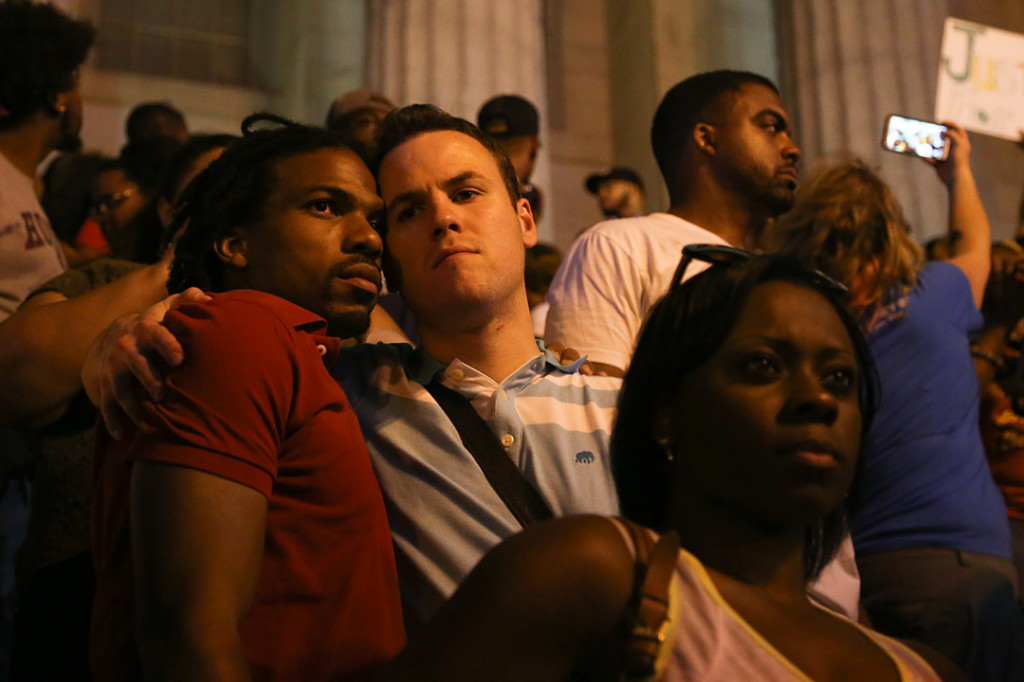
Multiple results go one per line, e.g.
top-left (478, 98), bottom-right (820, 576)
top-left (88, 137), bottom-right (181, 264)
top-left (376, 250), bottom-right (954, 681)
top-left (764, 123), bottom-right (1021, 681)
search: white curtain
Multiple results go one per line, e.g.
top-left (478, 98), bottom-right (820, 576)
top-left (776, 0), bottom-right (950, 240)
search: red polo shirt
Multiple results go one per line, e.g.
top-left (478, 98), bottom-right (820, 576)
top-left (92, 289), bottom-right (404, 681)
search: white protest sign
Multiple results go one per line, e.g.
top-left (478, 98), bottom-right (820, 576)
top-left (935, 18), bottom-right (1024, 140)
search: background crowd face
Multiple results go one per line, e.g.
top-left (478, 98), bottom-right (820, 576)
top-left (227, 147), bottom-right (384, 337)
top-left (666, 281), bottom-right (862, 530)
top-left (709, 83), bottom-right (801, 215)
top-left (91, 166), bottom-right (147, 256)
top-left (596, 178), bottom-right (639, 216)
top-left (377, 130), bottom-right (537, 325)
top-left (344, 108), bottom-right (387, 159)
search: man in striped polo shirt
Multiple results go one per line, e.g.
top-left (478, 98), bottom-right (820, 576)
top-left (337, 104), bottom-right (621, 630)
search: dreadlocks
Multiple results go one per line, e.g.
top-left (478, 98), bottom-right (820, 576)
top-left (167, 113), bottom-right (353, 293)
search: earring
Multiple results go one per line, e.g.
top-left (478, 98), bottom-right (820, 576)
top-left (57, 105), bottom-right (67, 114)
top-left (656, 435), bottom-right (675, 462)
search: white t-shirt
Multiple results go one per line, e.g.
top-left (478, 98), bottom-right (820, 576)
top-left (544, 213), bottom-right (727, 371)
top-left (530, 301), bottom-right (549, 339)
top-left (0, 150), bottom-right (66, 321)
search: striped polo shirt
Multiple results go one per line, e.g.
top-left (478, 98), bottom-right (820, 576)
top-left (334, 341), bottom-right (622, 629)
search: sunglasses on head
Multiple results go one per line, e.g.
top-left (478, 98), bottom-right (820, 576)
top-left (671, 244), bottom-right (848, 296)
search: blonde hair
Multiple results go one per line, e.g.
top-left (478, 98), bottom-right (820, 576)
top-left (764, 160), bottom-right (924, 315)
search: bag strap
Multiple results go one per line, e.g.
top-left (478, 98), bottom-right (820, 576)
top-left (618, 519), bottom-right (680, 681)
top-left (425, 380), bottom-right (554, 527)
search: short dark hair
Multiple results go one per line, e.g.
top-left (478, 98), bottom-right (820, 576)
top-left (126, 102), bottom-right (187, 142)
top-left (0, 2), bottom-right (94, 130)
top-left (612, 253), bottom-right (877, 582)
top-left (168, 114), bottom-right (354, 294)
top-left (375, 104), bottom-right (522, 210)
top-left (651, 70), bottom-right (779, 193)
top-left (106, 136), bottom-right (185, 196)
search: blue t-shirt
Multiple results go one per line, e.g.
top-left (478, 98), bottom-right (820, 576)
top-left (853, 261), bottom-right (1011, 558)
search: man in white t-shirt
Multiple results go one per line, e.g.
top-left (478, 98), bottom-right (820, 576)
top-left (545, 70), bottom-right (801, 377)
top-left (0, 3), bottom-right (94, 322)
top-left (544, 70), bottom-right (867, 623)
top-left (0, 4), bottom-right (94, 677)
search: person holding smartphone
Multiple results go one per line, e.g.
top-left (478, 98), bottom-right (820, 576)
top-left (765, 122), bottom-right (1023, 680)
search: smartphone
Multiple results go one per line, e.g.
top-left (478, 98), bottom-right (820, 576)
top-left (882, 115), bottom-right (949, 161)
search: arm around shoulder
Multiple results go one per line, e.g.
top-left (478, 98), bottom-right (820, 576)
top-left (81, 287), bottom-right (210, 440)
top-left (0, 257), bottom-right (170, 427)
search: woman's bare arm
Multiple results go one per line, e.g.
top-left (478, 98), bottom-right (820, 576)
top-left (938, 123), bottom-right (991, 307)
top-left (375, 516), bottom-right (635, 682)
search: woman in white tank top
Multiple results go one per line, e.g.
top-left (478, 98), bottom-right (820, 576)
top-left (377, 249), bottom-right (961, 682)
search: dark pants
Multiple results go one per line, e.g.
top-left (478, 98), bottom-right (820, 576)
top-left (1010, 518), bottom-right (1024, 598)
top-left (859, 547), bottom-right (1024, 682)
top-left (0, 478), bottom-right (29, 682)
top-left (10, 551), bottom-right (93, 682)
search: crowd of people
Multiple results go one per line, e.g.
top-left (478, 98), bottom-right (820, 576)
top-left (2, 3), bottom-right (1024, 681)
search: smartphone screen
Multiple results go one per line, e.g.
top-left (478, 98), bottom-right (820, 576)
top-left (882, 115), bottom-right (948, 160)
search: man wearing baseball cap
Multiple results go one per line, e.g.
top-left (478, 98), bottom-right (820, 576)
top-left (325, 88), bottom-right (396, 164)
top-left (584, 166), bottom-right (645, 219)
top-left (477, 94), bottom-right (544, 221)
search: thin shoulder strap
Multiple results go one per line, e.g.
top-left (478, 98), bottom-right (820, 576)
top-left (425, 380), bottom-right (553, 527)
top-left (616, 518), bottom-right (680, 682)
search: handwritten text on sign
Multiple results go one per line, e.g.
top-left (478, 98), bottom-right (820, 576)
top-left (935, 18), bottom-right (1024, 141)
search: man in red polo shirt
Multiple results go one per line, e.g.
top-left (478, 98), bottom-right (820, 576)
top-left (90, 118), bottom-right (404, 681)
